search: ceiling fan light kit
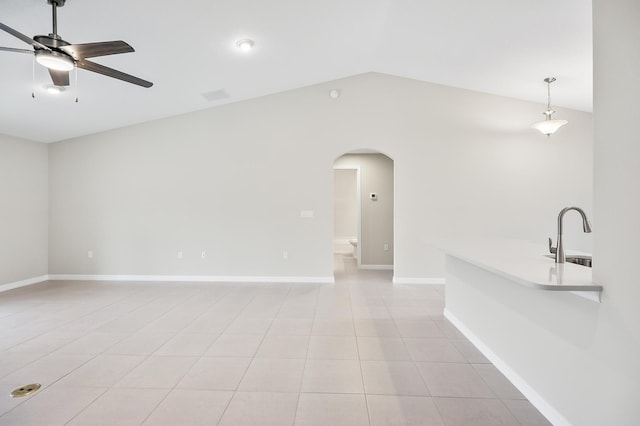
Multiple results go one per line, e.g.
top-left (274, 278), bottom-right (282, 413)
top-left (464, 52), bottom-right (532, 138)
top-left (35, 50), bottom-right (74, 71)
top-left (46, 84), bottom-right (65, 94)
top-left (0, 0), bottom-right (153, 95)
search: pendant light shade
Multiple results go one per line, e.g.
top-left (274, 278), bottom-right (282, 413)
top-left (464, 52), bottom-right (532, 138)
top-left (531, 118), bottom-right (568, 136)
top-left (531, 77), bottom-right (567, 136)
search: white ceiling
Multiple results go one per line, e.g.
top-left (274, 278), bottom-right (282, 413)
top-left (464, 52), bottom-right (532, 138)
top-left (0, 0), bottom-right (592, 143)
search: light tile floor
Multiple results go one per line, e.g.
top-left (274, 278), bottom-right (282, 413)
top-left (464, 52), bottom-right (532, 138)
top-left (0, 255), bottom-right (551, 425)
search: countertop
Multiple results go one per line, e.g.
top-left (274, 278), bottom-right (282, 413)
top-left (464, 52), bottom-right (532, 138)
top-left (431, 239), bottom-right (602, 293)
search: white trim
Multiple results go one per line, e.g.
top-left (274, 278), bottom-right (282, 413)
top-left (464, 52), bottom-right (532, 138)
top-left (0, 275), bottom-right (49, 293)
top-left (392, 276), bottom-right (445, 285)
top-left (47, 274), bottom-right (335, 284)
top-left (359, 264), bottom-right (393, 270)
top-left (444, 308), bottom-right (570, 426)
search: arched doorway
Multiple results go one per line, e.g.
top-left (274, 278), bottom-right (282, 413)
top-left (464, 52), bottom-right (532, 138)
top-left (333, 151), bottom-right (394, 276)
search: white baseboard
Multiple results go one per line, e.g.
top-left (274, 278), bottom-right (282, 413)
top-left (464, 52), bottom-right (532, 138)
top-left (444, 308), bottom-right (570, 426)
top-left (0, 275), bottom-right (49, 293)
top-left (392, 276), bottom-right (445, 285)
top-left (358, 265), bottom-right (393, 270)
top-left (47, 274), bottom-right (335, 284)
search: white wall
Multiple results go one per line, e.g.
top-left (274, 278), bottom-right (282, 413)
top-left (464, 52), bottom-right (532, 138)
top-left (47, 73), bottom-right (593, 281)
top-left (0, 134), bottom-right (48, 287)
top-left (333, 169), bottom-right (358, 240)
top-left (590, 0), bottom-right (640, 423)
top-left (334, 153), bottom-right (394, 266)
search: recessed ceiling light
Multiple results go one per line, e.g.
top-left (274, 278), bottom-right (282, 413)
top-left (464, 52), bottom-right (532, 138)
top-left (236, 39), bottom-right (255, 52)
top-left (46, 85), bottom-right (66, 94)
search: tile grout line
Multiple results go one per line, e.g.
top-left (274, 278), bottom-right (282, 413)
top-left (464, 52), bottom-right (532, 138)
top-left (0, 282), bottom-right (166, 422)
top-left (66, 284), bottom-right (235, 425)
top-left (214, 284), bottom-right (295, 425)
top-left (348, 280), bottom-right (373, 426)
top-left (384, 283), bottom-right (449, 425)
top-left (291, 283), bottom-right (321, 426)
top-left (99, 285), bottom-right (257, 425)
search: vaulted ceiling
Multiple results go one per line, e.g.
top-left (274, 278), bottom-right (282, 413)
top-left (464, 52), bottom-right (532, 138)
top-left (0, 0), bottom-right (592, 143)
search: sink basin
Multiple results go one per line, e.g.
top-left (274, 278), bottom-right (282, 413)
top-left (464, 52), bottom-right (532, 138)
top-left (545, 254), bottom-right (592, 267)
top-left (567, 256), bottom-right (592, 267)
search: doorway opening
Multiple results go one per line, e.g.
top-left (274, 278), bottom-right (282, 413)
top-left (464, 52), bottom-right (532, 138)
top-left (333, 151), bottom-right (394, 276)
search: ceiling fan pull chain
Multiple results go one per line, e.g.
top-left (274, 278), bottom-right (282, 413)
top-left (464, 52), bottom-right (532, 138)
top-left (31, 55), bottom-right (35, 98)
top-left (75, 65), bottom-right (78, 103)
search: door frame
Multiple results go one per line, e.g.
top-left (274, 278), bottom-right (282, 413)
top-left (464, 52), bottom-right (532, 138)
top-left (333, 166), bottom-right (361, 268)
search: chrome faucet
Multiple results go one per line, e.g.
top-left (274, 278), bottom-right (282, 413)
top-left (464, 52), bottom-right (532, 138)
top-left (548, 207), bottom-right (592, 263)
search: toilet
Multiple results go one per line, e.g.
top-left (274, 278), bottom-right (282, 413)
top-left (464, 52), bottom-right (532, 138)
top-left (349, 239), bottom-right (358, 257)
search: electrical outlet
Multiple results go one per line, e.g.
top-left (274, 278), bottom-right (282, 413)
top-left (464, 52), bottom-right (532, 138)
top-left (177, 251), bottom-right (183, 259)
top-left (283, 251), bottom-right (288, 260)
top-left (87, 250), bottom-right (93, 259)
top-left (201, 251), bottom-right (207, 259)
top-left (383, 244), bottom-right (389, 251)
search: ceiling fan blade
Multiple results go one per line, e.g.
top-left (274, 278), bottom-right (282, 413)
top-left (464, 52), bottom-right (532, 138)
top-left (0, 46), bottom-right (33, 54)
top-left (0, 22), bottom-right (50, 50)
top-left (48, 69), bottom-right (70, 86)
top-left (77, 59), bottom-right (153, 88)
top-left (60, 41), bottom-right (134, 60)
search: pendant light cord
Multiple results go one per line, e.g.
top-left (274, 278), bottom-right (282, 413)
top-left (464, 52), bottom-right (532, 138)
top-left (543, 77), bottom-right (557, 120)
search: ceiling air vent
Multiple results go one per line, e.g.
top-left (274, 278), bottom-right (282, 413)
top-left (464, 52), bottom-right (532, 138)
top-left (202, 89), bottom-right (230, 102)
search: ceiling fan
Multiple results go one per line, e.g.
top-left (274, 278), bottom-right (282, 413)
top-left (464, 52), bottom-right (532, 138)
top-left (0, 0), bottom-right (152, 89)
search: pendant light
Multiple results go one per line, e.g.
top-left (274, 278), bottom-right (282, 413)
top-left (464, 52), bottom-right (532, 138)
top-left (531, 77), bottom-right (568, 137)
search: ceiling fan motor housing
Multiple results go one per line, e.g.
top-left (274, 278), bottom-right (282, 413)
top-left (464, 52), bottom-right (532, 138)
top-left (34, 34), bottom-right (69, 49)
